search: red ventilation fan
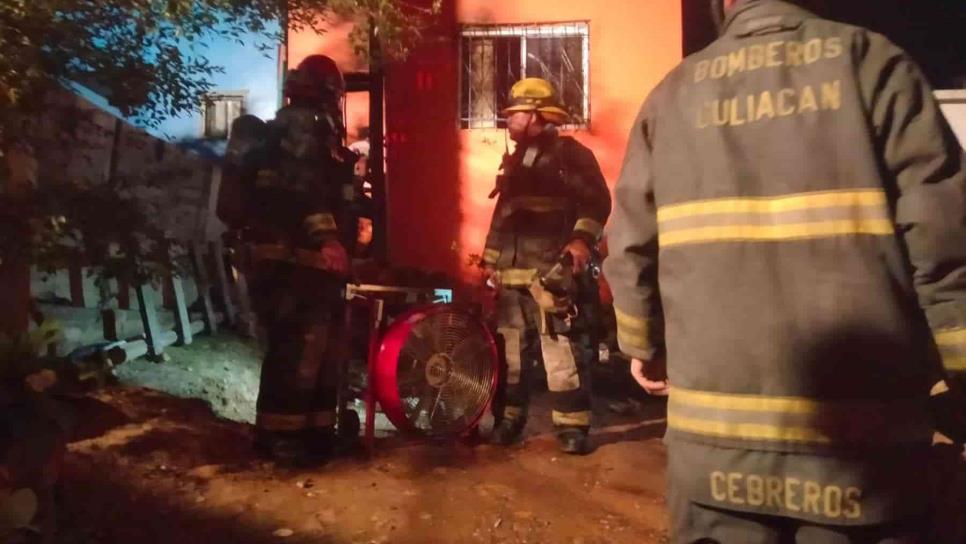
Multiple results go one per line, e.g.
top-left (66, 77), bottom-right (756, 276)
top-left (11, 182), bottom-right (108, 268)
top-left (374, 305), bottom-right (499, 437)
top-left (343, 286), bottom-right (499, 447)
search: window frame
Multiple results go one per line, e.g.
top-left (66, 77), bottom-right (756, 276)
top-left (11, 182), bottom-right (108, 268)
top-left (200, 90), bottom-right (248, 140)
top-left (458, 21), bottom-right (591, 130)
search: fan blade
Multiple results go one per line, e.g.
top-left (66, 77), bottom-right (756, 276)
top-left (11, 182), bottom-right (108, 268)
top-left (429, 386), bottom-right (445, 421)
top-left (401, 334), bottom-right (437, 365)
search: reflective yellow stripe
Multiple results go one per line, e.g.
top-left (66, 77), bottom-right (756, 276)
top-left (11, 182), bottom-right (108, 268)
top-left (617, 331), bottom-right (652, 353)
top-left (574, 218), bottom-right (604, 238)
top-left (256, 412), bottom-right (308, 432)
top-left (615, 308), bottom-right (654, 351)
top-left (660, 220), bottom-right (894, 247)
top-left (615, 308), bottom-right (650, 336)
top-left (668, 387), bottom-right (930, 445)
top-left (935, 328), bottom-right (966, 346)
top-left (672, 387), bottom-right (831, 415)
top-left (657, 189), bottom-right (887, 222)
top-left (509, 196), bottom-right (569, 213)
top-left (657, 189), bottom-right (893, 247)
top-left (497, 268), bottom-right (538, 287)
top-left (668, 413), bottom-right (833, 444)
top-left (303, 213), bottom-right (337, 234)
top-left (255, 169), bottom-right (280, 188)
top-left (936, 328), bottom-right (966, 371)
top-left (483, 248), bottom-right (501, 265)
top-left (945, 357), bottom-right (966, 371)
top-left (552, 410), bottom-right (592, 427)
top-left (503, 406), bottom-right (525, 421)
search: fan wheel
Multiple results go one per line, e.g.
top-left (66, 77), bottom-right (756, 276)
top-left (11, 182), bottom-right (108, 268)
top-left (373, 304), bottom-right (499, 437)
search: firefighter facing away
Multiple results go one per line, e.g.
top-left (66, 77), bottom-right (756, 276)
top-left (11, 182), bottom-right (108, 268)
top-left (482, 78), bottom-right (612, 455)
top-left (604, 0), bottom-right (966, 541)
top-left (217, 55), bottom-right (358, 465)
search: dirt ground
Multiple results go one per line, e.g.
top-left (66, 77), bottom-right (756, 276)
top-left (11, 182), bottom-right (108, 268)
top-left (112, 334), bottom-right (263, 424)
top-left (55, 334), bottom-right (673, 544)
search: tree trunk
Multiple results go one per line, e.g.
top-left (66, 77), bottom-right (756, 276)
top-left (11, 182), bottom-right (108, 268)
top-left (0, 142), bottom-right (37, 336)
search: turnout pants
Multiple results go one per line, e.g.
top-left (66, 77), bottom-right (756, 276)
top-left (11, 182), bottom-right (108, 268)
top-left (667, 495), bottom-right (926, 544)
top-left (665, 439), bottom-right (964, 544)
top-left (248, 260), bottom-right (345, 442)
top-left (495, 287), bottom-right (592, 430)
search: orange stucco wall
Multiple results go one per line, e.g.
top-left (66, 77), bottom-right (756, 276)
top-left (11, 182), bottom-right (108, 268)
top-left (289, 1), bottom-right (682, 287)
top-left (456, 0), bottom-right (682, 284)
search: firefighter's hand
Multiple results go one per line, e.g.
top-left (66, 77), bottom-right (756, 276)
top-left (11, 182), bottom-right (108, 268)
top-left (481, 265), bottom-right (499, 290)
top-left (631, 357), bottom-right (670, 397)
top-left (321, 241), bottom-right (349, 276)
top-left (563, 239), bottom-right (592, 274)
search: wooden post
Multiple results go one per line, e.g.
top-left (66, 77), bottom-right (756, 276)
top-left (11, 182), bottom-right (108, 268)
top-left (116, 276), bottom-right (131, 310)
top-left (161, 275), bottom-right (176, 309)
top-left (135, 283), bottom-right (166, 360)
top-left (210, 239), bottom-right (237, 326)
top-left (102, 309), bottom-right (119, 341)
top-left (364, 297), bottom-right (385, 454)
top-left (169, 274), bottom-right (193, 346)
top-left (0, 143), bottom-right (37, 336)
top-left (232, 267), bottom-right (258, 337)
top-left (368, 19), bottom-right (388, 262)
top-left (68, 263), bottom-right (86, 307)
top-left (226, 238), bottom-right (257, 337)
top-left (191, 241), bottom-right (218, 334)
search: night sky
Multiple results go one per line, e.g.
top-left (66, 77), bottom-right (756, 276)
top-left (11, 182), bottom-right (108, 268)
top-left (682, 0), bottom-right (966, 89)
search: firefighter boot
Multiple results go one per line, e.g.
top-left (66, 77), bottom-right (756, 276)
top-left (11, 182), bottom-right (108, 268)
top-left (556, 426), bottom-right (591, 455)
top-left (303, 429), bottom-right (337, 461)
top-left (253, 430), bottom-right (322, 467)
top-left (490, 417), bottom-right (526, 446)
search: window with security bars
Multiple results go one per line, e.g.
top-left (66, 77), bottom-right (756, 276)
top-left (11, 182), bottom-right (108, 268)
top-left (460, 22), bottom-right (590, 130)
top-left (202, 92), bottom-right (246, 139)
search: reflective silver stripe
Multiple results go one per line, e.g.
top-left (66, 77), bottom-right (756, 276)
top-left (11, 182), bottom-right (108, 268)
top-left (483, 248), bottom-right (501, 265)
top-left (668, 387), bottom-right (931, 446)
top-left (552, 410), bottom-right (591, 426)
top-left (495, 268), bottom-right (538, 288)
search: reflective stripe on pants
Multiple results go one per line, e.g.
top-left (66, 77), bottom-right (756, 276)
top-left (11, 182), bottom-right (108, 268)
top-left (495, 288), bottom-right (591, 427)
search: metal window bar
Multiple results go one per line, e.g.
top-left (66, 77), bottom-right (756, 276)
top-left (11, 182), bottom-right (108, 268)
top-left (459, 22), bottom-right (590, 130)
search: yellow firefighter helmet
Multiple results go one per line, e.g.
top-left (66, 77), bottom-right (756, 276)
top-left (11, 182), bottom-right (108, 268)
top-left (502, 78), bottom-right (571, 125)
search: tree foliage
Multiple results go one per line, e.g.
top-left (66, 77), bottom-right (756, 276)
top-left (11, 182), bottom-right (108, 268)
top-left (0, 0), bottom-right (438, 127)
top-left (0, 0), bottom-right (437, 295)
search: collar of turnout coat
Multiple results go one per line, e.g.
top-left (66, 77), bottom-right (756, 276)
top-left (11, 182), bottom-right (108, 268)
top-left (723, 0), bottom-right (817, 38)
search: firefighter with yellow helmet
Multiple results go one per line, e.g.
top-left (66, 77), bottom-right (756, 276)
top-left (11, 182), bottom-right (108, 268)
top-left (217, 55), bottom-right (357, 465)
top-left (482, 77), bottom-right (611, 455)
top-left (605, 0), bottom-right (966, 540)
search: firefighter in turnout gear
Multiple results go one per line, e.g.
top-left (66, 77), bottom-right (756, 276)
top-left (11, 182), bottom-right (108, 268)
top-left (217, 55), bottom-right (357, 465)
top-left (483, 78), bottom-right (612, 455)
top-left (604, 0), bottom-right (966, 541)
